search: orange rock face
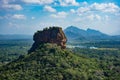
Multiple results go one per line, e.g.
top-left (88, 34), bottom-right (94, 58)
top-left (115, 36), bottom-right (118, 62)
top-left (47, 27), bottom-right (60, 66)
top-left (29, 27), bottom-right (67, 53)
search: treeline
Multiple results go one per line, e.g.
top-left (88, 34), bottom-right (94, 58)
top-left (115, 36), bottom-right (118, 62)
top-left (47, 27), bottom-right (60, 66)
top-left (0, 43), bottom-right (120, 79)
top-left (72, 48), bottom-right (120, 79)
top-left (84, 40), bottom-right (120, 48)
top-left (0, 44), bottom-right (101, 80)
top-left (0, 40), bottom-right (32, 65)
top-left (68, 40), bottom-right (120, 48)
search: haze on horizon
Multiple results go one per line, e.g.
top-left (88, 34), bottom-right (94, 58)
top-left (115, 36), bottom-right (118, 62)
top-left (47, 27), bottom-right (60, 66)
top-left (0, 0), bottom-right (120, 35)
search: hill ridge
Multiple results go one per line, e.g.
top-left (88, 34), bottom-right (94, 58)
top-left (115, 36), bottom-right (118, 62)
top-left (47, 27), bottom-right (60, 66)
top-left (0, 43), bottom-right (99, 80)
top-left (64, 26), bottom-right (120, 41)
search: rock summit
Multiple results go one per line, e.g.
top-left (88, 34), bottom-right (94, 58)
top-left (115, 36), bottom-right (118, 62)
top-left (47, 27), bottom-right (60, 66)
top-left (29, 27), bottom-right (67, 53)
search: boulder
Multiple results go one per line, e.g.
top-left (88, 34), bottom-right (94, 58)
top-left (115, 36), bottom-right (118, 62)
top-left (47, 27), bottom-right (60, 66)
top-left (29, 27), bottom-right (67, 53)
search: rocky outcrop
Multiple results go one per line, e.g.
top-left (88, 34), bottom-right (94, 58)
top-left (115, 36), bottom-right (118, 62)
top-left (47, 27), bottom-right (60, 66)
top-left (29, 27), bottom-right (67, 53)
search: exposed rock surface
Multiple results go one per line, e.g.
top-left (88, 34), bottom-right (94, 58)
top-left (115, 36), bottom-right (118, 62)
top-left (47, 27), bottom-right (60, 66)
top-left (29, 27), bottom-right (67, 53)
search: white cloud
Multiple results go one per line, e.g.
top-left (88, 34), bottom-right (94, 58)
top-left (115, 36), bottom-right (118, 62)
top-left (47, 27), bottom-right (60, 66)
top-left (87, 14), bottom-right (94, 20)
top-left (95, 15), bottom-right (101, 20)
top-left (74, 18), bottom-right (82, 22)
top-left (2, 4), bottom-right (22, 10)
top-left (32, 17), bottom-right (35, 19)
top-left (77, 7), bottom-right (90, 15)
top-left (22, 0), bottom-right (40, 4)
top-left (70, 9), bottom-right (75, 13)
top-left (2, 0), bottom-right (9, 4)
top-left (82, 1), bottom-right (88, 5)
top-left (51, 11), bottom-right (67, 18)
top-left (0, 14), bottom-right (13, 20)
top-left (87, 14), bottom-right (101, 20)
top-left (22, 0), bottom-right (54, 4)
top-left (0, 0), bottom-right (22, 10)
top-left (90, 3), bottom-right (120, 13)
top-left (22, 0), bottom-right (79, 6)
top-left (104, 15), bottom-right (109, 21)
top-left (44, 5), bottom-right (56, 12)
top-left (74, 2), bottom-right (120, 16)
top-left (59, 0), bottom-right (79, 6)
top-left (9, 22), bottom-right (18, 27)
top-left (12, 14), bottom-right (26, 19)
top-left (0, 15), bottom-right (10, 20)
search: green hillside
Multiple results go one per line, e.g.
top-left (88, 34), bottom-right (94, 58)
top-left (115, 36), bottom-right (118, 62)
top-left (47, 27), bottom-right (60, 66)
top-left (0, 43), bottom-right (101, 80)
top-left (0, 43), bottom-right (120, 80)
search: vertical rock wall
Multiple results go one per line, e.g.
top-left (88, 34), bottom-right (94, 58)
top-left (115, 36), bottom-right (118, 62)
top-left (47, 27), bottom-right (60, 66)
top-left (29, 27), bottom-right (67, 53)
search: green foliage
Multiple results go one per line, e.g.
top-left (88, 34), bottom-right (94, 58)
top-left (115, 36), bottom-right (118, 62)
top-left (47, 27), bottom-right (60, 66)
top-left (0, 43), bottom-right (100, 80)
top-left (0, 40), bottom-right (32, 65)
top-left (72, 48), bottom-right (120, 80)
top-left (0, 40), bottom-right (120, 80)
top-left (68, 40), bottom-right (120, 49)
top-left (84, 40), bottom-right (120, 48)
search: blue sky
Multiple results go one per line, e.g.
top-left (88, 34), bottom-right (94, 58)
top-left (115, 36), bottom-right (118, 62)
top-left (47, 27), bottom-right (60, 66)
top-left (0, 0), bottom-right (120, 35)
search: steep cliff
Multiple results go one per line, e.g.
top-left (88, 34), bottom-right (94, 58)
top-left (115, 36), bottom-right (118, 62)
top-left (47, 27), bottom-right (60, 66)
top-left (29, 27), bottom-right (67, 53)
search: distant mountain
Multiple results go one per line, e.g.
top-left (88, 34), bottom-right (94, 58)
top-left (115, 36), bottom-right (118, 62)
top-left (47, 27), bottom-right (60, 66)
top-left (0, 34), bottom-right (32, 40)
top-left (64, 26), bottom-right (119, 41)
top-left (86, 28), bottom-right (110, 40)
top-left (86, 28), bottom-right (107, 36)
top-left (64, 26), bottom-right (86, 40)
